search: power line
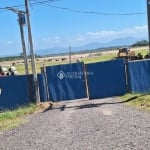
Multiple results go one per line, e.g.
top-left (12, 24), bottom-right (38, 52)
top-left (49, 6), bottom-right (146, 16)
top-left (0, 0), bottom-right (44, 12)
top-left (0, 0), bottom-right (58, 11)
top-left (0, 0), bottom-right (146, 16)
top-left (27, 0), bottom-right (146, 16)
top-left (0, 4), bottom-right (25, 10)
top-left (30, 0), bottom-right (59, 2)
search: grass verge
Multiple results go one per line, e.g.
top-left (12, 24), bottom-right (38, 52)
top-left (120, 93), bottom-right (150, 111)
top-left (0, 103), bottom-right (36, 132)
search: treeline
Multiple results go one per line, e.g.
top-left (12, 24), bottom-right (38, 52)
top-left (131, 40), bottom-right (149, 47)
top-left (0, 55), bottom-right (39, 62)
top-left (0, 56), bottom-right (22, 62)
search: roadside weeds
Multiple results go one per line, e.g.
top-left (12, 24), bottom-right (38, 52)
top-left (120, 93), bottom-right (150, 111)
top-left (0, 102), bottom-right (53, 132)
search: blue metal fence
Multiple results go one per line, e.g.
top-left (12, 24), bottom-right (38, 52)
top-left (38, 73), bottom-right (48, 102)
top-left (46, 63), bottom-right (87, 102)
top-left (2, 59), bottom-right (150, 109)
top-left (86, 59), bottom-right (127, 99)
top-left (127, 60), bottom-right (150, 93)
top-left (0, 73), bottom-right (49, 110)
top-left (0, 75), bottom-right (30, 110)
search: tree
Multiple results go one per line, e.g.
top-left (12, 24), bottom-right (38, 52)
top-left (131, 40), bottom-right (149, 47)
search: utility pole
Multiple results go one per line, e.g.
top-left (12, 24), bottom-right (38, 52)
top-left (6, 7), bottom-right (29, 75)
top-left (18, 13), bottom-right (29, 75)
top-left (69, 46), bottom-right (72, 64)
top-left (147, 0), bottom-right (150, 52)
top-left (24, 0), bottom-right (40, 104)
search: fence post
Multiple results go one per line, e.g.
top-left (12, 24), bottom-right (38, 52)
top-left (124, 59), bottom-right (129, 92)
top-left (83, 63), bottom-right (90, 99)
top-left (41, 65), bottom-right (49, 101)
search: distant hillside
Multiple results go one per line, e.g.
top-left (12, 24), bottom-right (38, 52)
top-left (0, 37), bottom-right (147, 58)
top-left (131, 40), bottom-right (149, 47)
top-left (35, 37), bottom-right (145, 56)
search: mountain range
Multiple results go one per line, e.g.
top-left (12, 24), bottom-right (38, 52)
top-left (35, 37), bottom-right (146, 56)
top-left (0, 37), bottom-right (147, 57)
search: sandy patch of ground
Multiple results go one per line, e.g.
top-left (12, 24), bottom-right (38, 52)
top-left (36, 102), bottom-right (53, 113)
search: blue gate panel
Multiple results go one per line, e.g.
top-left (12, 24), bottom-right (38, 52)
top-left (86, 59), bottom-right (127, 99)
top-left (38, 73), bottom-right (48, 102)
top-left (127, 60), bottom-right (150, 93)
top-left (46, 63), bottom-right (87, 102)
top-left (0, 75), bottom-right (29, 110)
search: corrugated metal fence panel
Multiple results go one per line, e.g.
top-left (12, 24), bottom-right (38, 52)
top-left (46, 63), bottom-right (87, 102)
top-left (27, 75), bottom-right (35, 102)
top-left (38, 73), bottom-right (48, 102)
top-left (0, 75), bottom-right (29, 110)
top-left (27, 74), bottom-right (49, 102)
top-left (86, 59), bottom-right (127, 99)
top-left (127, 60), bottom-right (150, 93)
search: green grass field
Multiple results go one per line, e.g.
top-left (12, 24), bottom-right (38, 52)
top-left (120, 93), bottom-right (150, 111)
top-left (15, 48), bottom-right (149, 74)
top-left (82, 54), bottom-right (116, 64)
top-left (16, 60), bottom-right (67, 74)
top-left (14, 52), bottom-right (117, 74)
top-left (0, 104), bottom-right (36, 131)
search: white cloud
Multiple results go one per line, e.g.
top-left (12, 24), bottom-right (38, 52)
top-left (86, 25), bottom-right (148, 42)
top-left (87, 30), bottom-right (118, 38)
top-left (34, 25), bottom-right (148, 49)
top-left (70, 35), bottom-right (85, 42)
top-left (35, 36), bottom-right (63, 49)
top-left (42, 36), bottom-right (61, 43)
top-left (7, 41), bottom-right (14, 44)
top-left (66, 25), bottom-right (148, 46)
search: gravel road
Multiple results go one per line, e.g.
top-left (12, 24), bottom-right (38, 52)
top-left (0, 97), bottom-right (150, 150)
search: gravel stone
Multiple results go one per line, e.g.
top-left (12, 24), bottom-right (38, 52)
top-left (0, 97), bottom-right (150, 150)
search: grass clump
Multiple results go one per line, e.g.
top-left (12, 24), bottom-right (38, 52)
top-left (120, 93), bottom-right (150, 111)
top-left (0, 103), bottom-right (36, 131)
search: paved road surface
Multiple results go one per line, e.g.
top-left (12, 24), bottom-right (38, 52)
top-left (0, 98), bottom-right (150, 150)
